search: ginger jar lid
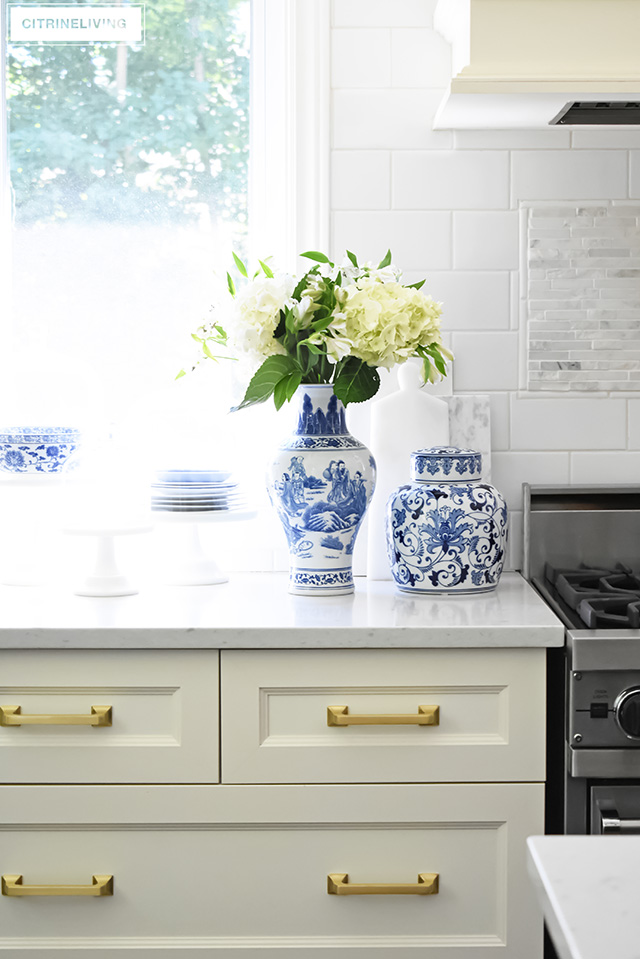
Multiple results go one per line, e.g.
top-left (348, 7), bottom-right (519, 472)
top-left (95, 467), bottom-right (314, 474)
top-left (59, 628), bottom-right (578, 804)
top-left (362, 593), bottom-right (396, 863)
top-left (410, 446), bottom-right (482, 483)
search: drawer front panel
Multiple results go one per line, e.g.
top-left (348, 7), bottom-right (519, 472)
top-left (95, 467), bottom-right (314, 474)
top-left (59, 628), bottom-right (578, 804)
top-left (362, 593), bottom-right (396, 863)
top-left (220, 649), bottom-right (545, 784)
top-left (0, 783), bottom-right (543, 957)
top-left (0, 650), bottom-right (219, 783)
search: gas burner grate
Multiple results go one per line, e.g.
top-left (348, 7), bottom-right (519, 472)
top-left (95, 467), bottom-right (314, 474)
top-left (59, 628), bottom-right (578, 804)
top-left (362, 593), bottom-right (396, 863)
top-left (544, 563), bottom-right (640, 628)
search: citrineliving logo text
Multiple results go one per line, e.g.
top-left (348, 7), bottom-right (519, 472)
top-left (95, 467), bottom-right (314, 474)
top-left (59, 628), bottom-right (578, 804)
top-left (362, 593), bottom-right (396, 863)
top-left (8, 4), bottom-right (144, 43)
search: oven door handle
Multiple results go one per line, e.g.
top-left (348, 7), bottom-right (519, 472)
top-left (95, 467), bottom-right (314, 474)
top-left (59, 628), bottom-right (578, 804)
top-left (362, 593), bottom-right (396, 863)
top-left (599, 807), bottom-right (640, 834)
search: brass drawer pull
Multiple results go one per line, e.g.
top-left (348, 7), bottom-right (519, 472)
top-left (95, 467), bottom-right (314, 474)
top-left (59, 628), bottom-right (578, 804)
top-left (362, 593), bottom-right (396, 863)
top-left (327, 705), bottom-right (439, 727)
top-left (0, 705), bottom-right (112, 727)
top-left (2, 874), bottom-right (114, 897)
top-left (328, 872), bottom-right (439, 896)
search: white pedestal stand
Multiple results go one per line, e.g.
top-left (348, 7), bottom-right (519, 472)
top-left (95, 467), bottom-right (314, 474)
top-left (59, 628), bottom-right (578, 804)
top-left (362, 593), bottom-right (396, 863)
top-left (153, 510), bottom-right (256, 586)
top-left (64, 524), bottom-right (153, 597)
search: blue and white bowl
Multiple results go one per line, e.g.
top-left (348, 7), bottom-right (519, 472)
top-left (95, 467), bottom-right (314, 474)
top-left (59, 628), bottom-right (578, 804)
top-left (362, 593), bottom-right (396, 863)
top-left (0, 427), bottom-right (81, 474)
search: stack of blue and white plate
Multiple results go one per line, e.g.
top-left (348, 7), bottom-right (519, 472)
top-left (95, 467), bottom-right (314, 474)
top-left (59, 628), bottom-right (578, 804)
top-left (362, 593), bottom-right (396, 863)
top-left (150, 469), bottom-right (247, 514)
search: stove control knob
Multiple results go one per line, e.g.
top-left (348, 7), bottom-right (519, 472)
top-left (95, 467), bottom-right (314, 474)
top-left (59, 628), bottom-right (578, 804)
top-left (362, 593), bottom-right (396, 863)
top-left (614, 687), bottom-right (640, 741)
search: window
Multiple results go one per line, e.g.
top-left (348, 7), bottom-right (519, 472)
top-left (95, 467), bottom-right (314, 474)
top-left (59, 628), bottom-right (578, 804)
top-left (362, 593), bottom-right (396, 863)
top-left (4, 0), bottom-right (250, 424)
top-left (1, 0), bottom-right (329, 573)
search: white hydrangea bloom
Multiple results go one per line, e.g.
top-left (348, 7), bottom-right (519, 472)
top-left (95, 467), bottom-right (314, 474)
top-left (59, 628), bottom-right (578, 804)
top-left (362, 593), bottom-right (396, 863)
top-left (227, 273), bottom-right (295, 362)
top-left (333, 277), bottom-right (445, 370)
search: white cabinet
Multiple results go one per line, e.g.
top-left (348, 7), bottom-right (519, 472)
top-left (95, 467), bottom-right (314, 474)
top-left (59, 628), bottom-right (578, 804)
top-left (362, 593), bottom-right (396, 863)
top-left (220, 648), bottom-right (545, 784)
top-left (0, 646), bottom-right (547, 957)
top-left (0, 783), bottom-right (543, 958)
top-left (0, 650), bottom-right (219, 783)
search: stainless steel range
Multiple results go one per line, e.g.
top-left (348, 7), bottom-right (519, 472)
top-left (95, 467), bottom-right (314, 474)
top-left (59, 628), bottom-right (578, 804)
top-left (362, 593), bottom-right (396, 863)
top-left (524, 485), bottom-right (640, 837)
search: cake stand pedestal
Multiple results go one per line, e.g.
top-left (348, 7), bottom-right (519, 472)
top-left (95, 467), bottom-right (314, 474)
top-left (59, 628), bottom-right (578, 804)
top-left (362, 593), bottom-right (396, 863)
top-left (64, 523), bottom-right (153, 597)
top-left (153, 509), bottom-right (256, 586)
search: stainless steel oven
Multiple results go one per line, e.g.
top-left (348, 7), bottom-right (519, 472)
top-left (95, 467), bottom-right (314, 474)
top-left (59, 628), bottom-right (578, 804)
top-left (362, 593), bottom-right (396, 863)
top-left (524, 485), bottom-right (640, 838)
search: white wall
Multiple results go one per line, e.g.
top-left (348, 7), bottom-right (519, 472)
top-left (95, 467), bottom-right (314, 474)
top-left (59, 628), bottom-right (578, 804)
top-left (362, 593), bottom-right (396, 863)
top-left (329, 0), bottom-right (640, 569)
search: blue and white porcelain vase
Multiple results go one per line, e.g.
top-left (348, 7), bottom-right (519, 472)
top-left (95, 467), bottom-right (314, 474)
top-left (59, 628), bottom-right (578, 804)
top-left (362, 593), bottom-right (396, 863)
top-left (267, 384), bottom-right (376, 596)
top-left (385, 446), bottom-right (507, 594)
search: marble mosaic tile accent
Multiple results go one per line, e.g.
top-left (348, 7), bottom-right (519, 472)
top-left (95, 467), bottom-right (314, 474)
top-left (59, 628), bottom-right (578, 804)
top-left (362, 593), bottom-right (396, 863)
top-left (527, 203), bottom-right (640, 391)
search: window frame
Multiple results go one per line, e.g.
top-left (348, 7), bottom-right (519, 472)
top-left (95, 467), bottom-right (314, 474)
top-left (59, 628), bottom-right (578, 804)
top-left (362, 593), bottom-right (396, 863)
top-left (249, 0), bottom-right (330, 269)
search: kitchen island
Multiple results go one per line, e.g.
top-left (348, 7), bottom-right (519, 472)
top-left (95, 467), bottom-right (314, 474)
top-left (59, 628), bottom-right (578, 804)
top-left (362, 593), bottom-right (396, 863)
top-left (527, 835), bottom-right (640, 959)
top-left (0, 572), bottom-right (562, 958)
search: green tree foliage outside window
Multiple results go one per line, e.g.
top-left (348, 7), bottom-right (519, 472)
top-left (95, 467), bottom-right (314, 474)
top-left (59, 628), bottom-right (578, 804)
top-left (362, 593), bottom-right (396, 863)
top-left (6, 0), bottom-right (249, 228)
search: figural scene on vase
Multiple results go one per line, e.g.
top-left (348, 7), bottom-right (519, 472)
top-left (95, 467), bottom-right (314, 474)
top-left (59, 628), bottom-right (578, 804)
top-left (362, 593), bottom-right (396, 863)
top-left (267, 384), bottom-right (376, 596)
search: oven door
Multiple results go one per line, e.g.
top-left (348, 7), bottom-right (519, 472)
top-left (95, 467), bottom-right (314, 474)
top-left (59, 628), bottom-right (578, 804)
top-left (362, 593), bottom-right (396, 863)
top-left (590, 784), bottom-right (640, 834)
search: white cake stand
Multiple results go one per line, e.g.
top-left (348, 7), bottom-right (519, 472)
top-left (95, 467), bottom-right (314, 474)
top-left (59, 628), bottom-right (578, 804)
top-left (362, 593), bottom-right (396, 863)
top-left (152, 509), bottom-right (256, 586)
top-left (63, 523), bottom-right (153, 597)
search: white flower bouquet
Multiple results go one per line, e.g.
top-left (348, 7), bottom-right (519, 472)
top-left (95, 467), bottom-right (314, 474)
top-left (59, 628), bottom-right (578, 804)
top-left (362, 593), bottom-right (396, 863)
top-left (183, 249), bottom-right (451, 409)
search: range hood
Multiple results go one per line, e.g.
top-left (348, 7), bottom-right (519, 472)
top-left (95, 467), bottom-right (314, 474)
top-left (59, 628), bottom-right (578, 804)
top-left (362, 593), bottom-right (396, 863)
top-left (433, 0), bottom-right (640, 129)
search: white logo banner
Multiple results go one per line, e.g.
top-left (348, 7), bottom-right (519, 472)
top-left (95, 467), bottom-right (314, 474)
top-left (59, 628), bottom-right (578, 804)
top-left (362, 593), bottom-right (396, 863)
top-left (9, 4), bottom-right (144, 43)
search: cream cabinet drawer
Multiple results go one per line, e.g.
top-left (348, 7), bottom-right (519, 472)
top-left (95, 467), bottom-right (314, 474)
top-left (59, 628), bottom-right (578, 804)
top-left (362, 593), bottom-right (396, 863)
top-left (220, 648), bottom-right (545, 784)
top-left (0, 650), bottom-right (219, 784)
top-left (0, 783), bottom-right (543, 958)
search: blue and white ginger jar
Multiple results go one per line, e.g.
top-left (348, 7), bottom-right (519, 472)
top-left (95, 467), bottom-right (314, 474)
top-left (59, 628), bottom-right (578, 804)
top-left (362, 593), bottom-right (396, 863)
top-left (267, 384), bottom-right (376, 596)
top-left (385, 446), bottom-right (508, 594)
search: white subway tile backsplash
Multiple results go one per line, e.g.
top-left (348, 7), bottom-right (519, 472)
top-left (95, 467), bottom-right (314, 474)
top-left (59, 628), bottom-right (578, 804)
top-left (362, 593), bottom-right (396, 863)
top-left (489, 392), bottom-right (510, 451)
top-left (573, 131), bottom-right (640, 150)
top-left (332, 210), bottom-right (452, 271)
top-left (492, 452), bottom-right (570, 511)
top-left (453, 211), bottom-right (520, 269)
top-left (627, 400), bottom-right (640, 448)
top-left (332, 89), bottom-right (453, 150)
top-left (454, 130), bottom-right (571, 150)
top-left (451, 332), bottom-right (519, 392)
top-left (570, 452), bottom-right (640, 484)
top-left (505, 510), bottom-right (524, 572)
top-left (512, 152), bottom-right (628, 202)
top-left (628, 153), bottom-right (640, 199)
top-left (419, 271), bottom-right (510, 330)
top-left (393, 151), bottom-right (509, 210)
top-left (324, 19), bottom-right (640, 555)
top-left (331, 152), bottom-right (390, 210)
top-left (510, 396), bottom-right (627, 450)
top-left (331, 29), bottom-right (391, 89)
top-left (391, 29), bottom-right (451, 88)
top-left (332, 0), bottom-right (436, 28)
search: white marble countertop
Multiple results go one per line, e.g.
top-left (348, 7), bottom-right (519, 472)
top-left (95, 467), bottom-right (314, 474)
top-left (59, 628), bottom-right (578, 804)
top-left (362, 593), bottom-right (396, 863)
top-left (0, 571), bottom-right (563, 648)
top-left (527, 836), bottom-right (640, 959)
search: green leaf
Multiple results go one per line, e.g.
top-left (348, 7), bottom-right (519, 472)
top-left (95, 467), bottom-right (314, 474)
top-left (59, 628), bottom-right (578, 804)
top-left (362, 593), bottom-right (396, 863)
top-left (407, 279), bottom-right (426, 290)
top-left (420, 342), bottom-right (448, 376)
top-left (226, 272), bottom-right (236, 296)
top-left (285, 371), bottom-right (303, 401)
top-left (273, 370), bottom-right (303, 410)
top-left (232, 251), bottom-right (248, 278)
top-left (346, 250), bottom-right (358, 268)
top-left (231, 354), bottom-right (301, 411)
top-left (190, 332), bottom-right (202, 343)
top-left (311, 314), bottom-right (334, 333)
top-left (175, 369), bottom-right (187, 380)
top-left (377, 249), bottom-right (392, 269)
top-left (332, 357), bottom-right (381, 406)
top-left (258, 259), bottom-right (274, 278)
top-left (300, 250), bottom-right (332, 264)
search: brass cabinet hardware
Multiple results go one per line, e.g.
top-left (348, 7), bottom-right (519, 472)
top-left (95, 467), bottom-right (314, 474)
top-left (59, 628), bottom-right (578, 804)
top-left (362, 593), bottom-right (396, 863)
top-left (0, 705), bottom-right (112, 727)
top-left (2, 874), bottom-right (114, 897)
top-left (327, 704), bottom-right (439, 727)
top-left (327, 872), bottom-right (439, 896)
